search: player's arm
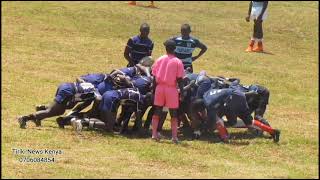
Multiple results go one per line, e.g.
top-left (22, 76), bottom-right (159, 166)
top-left (148, 42), bottom-right (154, 56)
top-left (246, 1), bottom-right (253, 22)
top-left (183, 80), bottom-right (196, 91)
top-left (110, 69), bottom-right (125, 78)
top-left (177, 77), bottom-right (184, 101)
top-left (257, 1), bottom-right (268, 21)
top-left (136, 64), bottom-right (151, 77)
top-left (192, 41), bottom-right (207, 62)
top-left (124, 38), bottom-right (135, 66)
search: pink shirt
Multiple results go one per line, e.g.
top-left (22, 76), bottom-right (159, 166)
top-left (152, 54), bottom-right (185, 86)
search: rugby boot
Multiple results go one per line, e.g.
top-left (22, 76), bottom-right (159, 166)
top-left (245, 39), bottom-right (255, 52)
top-left (56, 117), bottom-right (65, 128)
top-left (71, 118), bottom-right (83, 134)
top-left (35, 104), bottom-right (47, 111)
top-left (271, 129), bottom-right (281, 143)
top-left (18, 116), bottom-right (28, 129)
top-left (253, 41), bottom-right (263, 52)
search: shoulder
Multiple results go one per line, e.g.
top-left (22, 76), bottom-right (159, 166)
top-left (189, 36), bottom-right (200, 43)
top-left (130, 35), bottom-right (140, 42)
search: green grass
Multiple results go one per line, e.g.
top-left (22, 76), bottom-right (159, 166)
top-left (2, 1), bottom-right (319, 178)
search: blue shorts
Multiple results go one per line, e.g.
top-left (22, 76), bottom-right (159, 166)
top-left (55, 83), bottom-right (76, 104)
top-left (99, 90), bottom-right (120, 112)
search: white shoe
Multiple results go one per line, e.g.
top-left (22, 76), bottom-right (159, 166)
top-left (71, 118), bottom-right (83, 134)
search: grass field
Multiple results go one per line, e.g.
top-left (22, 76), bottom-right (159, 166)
top-left (2, 1), bottom-right (319, 178)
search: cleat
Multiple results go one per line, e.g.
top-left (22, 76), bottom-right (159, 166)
top-left (245, 46), bottom-right (254, 52)
top-left (71, 118), bottom-right (83, 134)
top-left (253, 42), bottom-right (263, 52)
top-left (35, 105), bottom-right (47, 111)
top-left (18, 116), bottom-right (27, 129)
top-left (252, 47), bottom-right (263, 52)
top-left (272, 129), bottom-right (281, 143)
top-left (56, 117), bottom-right (65, 128)
top-left (192, 130), bottom-right (201, 140)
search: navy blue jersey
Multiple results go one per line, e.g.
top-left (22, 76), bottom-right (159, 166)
top-left (196, 78), bottom-right (212, 98)
top-left (185, 72), bottom-right (199, 81)
top-left (97, 81), bottom-right (114, 95)
top-left (117, 88), bottom-right (144, 104)
top-left (131, 75), bottom-right (152, 95)
top-left (119, 67), bottom-right (137, 77)
top-left (74, 82), bottom-right (98, 102)
top-left (79, 73), bottom-right (107, 88)
top-left (99, 88), bottom-right (147, 112)
top-left (229, 84), bottom-right (250, 93)
top-left (55, 83), bottom-right (76, 104)
top-left (223, 90), bottom-right (253, 125)
top-left (126, 35), bottom-right (154, 64)
top-left (203, 88), bottom-right (234, 108)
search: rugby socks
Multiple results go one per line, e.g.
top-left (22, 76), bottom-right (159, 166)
top-left (152, 115), bottom-right (160, 139)
top-left (171, 118), bottom-right (178, 140)
top-left (216, 120), bottom-right (229, 140)
top-left (252, 119), bottom-right (274, 134)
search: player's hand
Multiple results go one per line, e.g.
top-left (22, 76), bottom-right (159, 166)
top-left (245, 16), bottom-right (250, 22)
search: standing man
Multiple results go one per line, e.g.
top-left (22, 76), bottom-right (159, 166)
top-left (151, 39), bottom-right (185, 143)
top-left (124, 23), bottom-right (154, 67)
top-left (171, 24), bottom-right (207, 73)
top-left (245, 1), bottom-right (269, 52)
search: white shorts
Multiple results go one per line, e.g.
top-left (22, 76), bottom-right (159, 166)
top-left (250, 6), bottom-right (267, 21)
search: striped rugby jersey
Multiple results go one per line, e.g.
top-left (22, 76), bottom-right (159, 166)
top-left (171, 36), bottom-right (201, 68)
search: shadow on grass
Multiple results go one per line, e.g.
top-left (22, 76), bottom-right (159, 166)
top-left (51, 123), bottom-right (274, 146)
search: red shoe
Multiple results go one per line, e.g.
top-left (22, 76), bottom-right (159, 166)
top-left (245, 39), bottom-right (255, 52)
top-left (128, 1), bottom-right (136, 5)
top-left (245, 46), bottom-right (254, 52)
top-left (253, 41), bottom-right (263, 52)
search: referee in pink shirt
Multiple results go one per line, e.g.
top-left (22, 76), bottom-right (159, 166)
top-left (151, 39), bottom-right (185, 143)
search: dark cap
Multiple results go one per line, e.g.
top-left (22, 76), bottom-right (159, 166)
top-left (163, 39), bottom-right (176, 48)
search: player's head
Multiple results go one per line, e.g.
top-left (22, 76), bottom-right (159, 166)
top-left (190, 98), bottom-right (206, 113)
top-left (140, 23), bottom-right (150, 38)
top-left (139, 56), bottom-right (154, 67)
top-left (181, 23), bottom-right (191, 37)
top-left (163, 39), bottom-right (176, 54)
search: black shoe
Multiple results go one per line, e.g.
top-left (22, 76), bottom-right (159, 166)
top-left (36, 105), bottom-right (47, 111)
top-left (56, 117), bottom-right (65, 128)
top-left (18, 116), bottom-right (27, 129)
top-left (32, 119), bottom-right (41, 127)
top-left (272, 129), bottom-right (281, 143)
